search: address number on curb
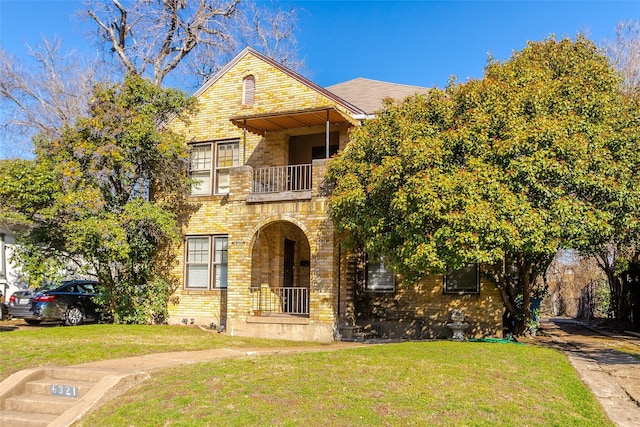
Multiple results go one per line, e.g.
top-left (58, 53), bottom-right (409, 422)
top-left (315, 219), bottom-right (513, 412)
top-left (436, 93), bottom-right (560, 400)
top-left (50, 384), bottom-right (78, 398)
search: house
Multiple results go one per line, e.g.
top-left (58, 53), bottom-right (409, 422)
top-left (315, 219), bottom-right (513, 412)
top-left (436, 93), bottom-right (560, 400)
top-left (167, 47), bottom-right (504, 342)
top-left (0, 227), bottom-right (24, 315)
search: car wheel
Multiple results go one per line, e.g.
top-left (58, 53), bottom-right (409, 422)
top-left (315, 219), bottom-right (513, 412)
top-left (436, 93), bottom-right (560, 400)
top-left (25, 319), bottom-right (42, 326)
top-left (64, 306), bottom-right (84, 326)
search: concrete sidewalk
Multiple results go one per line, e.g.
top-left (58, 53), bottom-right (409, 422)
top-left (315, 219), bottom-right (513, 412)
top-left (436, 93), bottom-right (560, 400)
top-left (538, 318), bottom-right (640, 427)
top-left (72, 342), bottom-right (364, 372)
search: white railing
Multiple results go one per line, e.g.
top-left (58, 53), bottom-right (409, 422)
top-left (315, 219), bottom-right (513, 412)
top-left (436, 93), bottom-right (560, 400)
top-left (252, 164), bottom-right (312, 194)
top-left (250, 286), bottom-right (309, 316)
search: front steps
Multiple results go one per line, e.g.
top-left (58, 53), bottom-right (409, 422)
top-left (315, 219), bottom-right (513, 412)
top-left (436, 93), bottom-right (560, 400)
top-left (0, 366), bottom-right (149, 427)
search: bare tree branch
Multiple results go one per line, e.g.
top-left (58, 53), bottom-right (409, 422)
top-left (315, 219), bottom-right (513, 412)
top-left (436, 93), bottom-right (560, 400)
top-left (83, 0), bottom-right (301, 87)
top-left (0, 38), bottom-right (101, 157)
top-left (606, 20), bottom-right (640, 95)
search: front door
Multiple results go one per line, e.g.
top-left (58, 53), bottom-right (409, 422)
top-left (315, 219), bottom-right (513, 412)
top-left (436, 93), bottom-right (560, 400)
top-left (283, 239), bottom-right (295, 312)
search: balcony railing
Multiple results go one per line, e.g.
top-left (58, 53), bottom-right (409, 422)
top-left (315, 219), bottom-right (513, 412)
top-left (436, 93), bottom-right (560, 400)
top-left (252, 164), bottom-right (312, 194)
top-left (250, 286), bottom-right (309, 316)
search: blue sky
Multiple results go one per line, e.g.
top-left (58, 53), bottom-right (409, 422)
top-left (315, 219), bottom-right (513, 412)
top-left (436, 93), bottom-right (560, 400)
top-left (0, 0), bottom-right (639, 90)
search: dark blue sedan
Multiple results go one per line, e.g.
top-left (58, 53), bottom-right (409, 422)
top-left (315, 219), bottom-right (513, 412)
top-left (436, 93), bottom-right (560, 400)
top-left (8, 280), bottom-right (103, 326)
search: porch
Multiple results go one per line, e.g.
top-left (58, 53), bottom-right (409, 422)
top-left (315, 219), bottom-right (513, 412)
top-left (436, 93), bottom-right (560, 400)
top-left (250, 285), bottom-right (309, 317)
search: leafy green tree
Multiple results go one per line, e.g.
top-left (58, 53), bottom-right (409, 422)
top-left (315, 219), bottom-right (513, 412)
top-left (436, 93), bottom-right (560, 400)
top-left (328, 36), bottom-right (639, 334)
top-left (0, 74), bottom-right (197, 323)
top-left (576, 94), bottom-right (640, 323)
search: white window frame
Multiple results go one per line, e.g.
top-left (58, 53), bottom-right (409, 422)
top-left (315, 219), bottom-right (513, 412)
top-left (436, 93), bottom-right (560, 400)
top-left (444, 263), bottom-right (480, 295)
top-left (365, 255), bottom-right (395, 292)
top-left (189, 140), bottom-right (240, 196)
top-left (185, 235), bottom-right (228, 290)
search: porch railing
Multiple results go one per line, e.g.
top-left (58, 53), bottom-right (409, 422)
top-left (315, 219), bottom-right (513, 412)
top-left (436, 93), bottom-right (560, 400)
top-left (250, 286), bottom-right (309, 316)
top-left (252, 164), bottom-right (312, 194)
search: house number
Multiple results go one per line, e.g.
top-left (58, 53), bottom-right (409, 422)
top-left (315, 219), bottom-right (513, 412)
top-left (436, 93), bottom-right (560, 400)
top-left (50, 384), bottom-right (78, 398)
top-left (231, 241), bottom-right (247, 245)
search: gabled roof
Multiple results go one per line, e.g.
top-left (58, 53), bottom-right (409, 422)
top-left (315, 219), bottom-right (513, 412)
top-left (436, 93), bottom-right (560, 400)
top-left (193, 47), bottom-right (366, 117)
top-left (191, 48), bottom-right (432, 135)
top-left (326, 78), bottom-right (432, 115)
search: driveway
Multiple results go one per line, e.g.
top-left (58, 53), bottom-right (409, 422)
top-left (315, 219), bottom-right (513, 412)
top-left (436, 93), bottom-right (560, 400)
top-left (535, 318), bottom-right (640, 427)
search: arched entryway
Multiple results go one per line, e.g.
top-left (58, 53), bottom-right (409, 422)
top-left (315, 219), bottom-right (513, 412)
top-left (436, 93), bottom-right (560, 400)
top-left (250, 221), bottom-right (311, 317)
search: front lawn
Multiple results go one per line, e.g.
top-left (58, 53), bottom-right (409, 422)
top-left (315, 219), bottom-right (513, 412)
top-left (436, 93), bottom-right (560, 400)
top-left (1, 325), bottom-right (612, 426)
top-left (0, 323), bottom-right (314, 380)
top-left (77, 340), bottom-right (612, 427)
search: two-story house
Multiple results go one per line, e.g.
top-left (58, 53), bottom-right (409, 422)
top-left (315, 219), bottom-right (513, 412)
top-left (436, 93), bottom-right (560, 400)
top-left (167, 48), bottom-right (505, 342)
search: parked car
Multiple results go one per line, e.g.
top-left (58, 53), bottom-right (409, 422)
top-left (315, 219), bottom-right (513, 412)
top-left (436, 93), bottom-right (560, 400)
top-left (8, 280), bottom-right (103, 326)
top-left (0, 291), bottom-right (7, 320)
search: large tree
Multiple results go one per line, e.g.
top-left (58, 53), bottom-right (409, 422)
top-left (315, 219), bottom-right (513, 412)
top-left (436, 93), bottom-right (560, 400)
top-left (328, 36), bottom-right (639, 334)
top-left (0, 75), bottom-right (197, 323)
top-left (84, 0), bottom-right (301, 86)
top-left (1, 0), bottom-right (300, 154)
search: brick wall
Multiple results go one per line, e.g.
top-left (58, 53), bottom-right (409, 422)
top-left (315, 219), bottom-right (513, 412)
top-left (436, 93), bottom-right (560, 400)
top-left (167, 50), bottom-right (504, 342)
top-left (167, 51), bottom-right (351, 341)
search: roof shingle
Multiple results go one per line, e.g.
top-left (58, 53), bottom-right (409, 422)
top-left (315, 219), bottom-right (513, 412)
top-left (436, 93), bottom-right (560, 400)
top-left (326, 77), bottom-right (431, 115)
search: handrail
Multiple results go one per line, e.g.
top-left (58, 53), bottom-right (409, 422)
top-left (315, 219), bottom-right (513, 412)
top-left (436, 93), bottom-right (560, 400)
top-left (252, 164), bottom-right (312, 194)
top-left (250, 286), bottom-right (309, 316)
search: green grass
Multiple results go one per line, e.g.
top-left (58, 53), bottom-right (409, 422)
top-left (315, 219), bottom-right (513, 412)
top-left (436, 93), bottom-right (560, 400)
top-left (78, 341), bottom-right (612, 427)
top-left (0, 323), bottom-right (314, 380)
top-left (1, 325), bottom-right (613, 426)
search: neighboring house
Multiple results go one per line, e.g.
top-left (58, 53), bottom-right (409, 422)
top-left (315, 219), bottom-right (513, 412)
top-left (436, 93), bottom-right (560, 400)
top-left (0, 228), bottom-right (24, 309)
top-left (167, 47), bottom-right (504, 342)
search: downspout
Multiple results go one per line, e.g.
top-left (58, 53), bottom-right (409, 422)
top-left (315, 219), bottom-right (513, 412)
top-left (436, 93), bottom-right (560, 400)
top-left (243, 119), bottom-right (247, 164)
top-left (337, 243), bottom-right (341, 316)
top-left (325, 109), bottom-right (330, 158)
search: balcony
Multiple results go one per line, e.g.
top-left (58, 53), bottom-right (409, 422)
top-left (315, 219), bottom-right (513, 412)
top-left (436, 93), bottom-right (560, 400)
top-left (243, 159), bottom-right (331, 203)
top-left (250, 164), bottom-right (311, 201)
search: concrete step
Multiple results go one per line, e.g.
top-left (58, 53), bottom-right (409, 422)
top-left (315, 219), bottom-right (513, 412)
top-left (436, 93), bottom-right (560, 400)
top-left (43, 367), bottom-right (112, 383)
top-left (0, 366), bottom-right (149, 427)
top-left (4, 394), bottom-right (78, 416)
top-left (0, 409), bottom-right (57, 427)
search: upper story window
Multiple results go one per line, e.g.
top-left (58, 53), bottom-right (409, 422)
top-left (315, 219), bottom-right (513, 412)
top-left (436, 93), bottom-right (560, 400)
top-left (242, 75), bottom-right (255, 107)
top-left (189, 140), bottom-right (240, 195)
top-left (365, 255), bottom-right (395, 292)
top-left (444, 263), bottom-right (480, 294)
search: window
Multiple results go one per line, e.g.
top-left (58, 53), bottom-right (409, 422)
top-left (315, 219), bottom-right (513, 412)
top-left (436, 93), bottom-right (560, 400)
top-left (190, 145), bottom-right (212, 195)
top-left (365, 255), bottom-right (395, 292)
top-left (213, 237), bottom-right (228, 289)
top-left (189, 140), bottom-right (240, 195)
top-left (186, 237), bottom-right (210, 288)
top-left (185, 236), bottom-right (228, 289)
top-left (216, 141), bottom-right (240, 194)
top-left (444, 263), bottom-right (480, 294)
top-left (242, 75), bottom-right (255, 107)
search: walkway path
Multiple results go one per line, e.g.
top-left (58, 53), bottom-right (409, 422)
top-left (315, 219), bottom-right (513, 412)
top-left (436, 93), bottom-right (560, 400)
top-left (536, 318), bottom-right (640, 427)
top-left (72, 342), bottom-right (363, 372)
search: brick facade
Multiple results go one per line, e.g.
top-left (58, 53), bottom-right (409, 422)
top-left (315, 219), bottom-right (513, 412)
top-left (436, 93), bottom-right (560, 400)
top-left (167, 48), bottom-right (504, 342)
